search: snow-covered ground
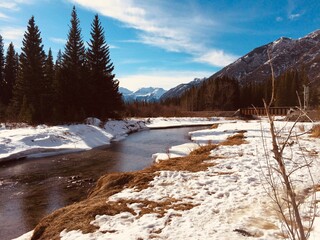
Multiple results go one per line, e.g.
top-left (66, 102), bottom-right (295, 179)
top-left (146, 117), bottom-right (222, 129)
top-left (12, 118), bottom-right (320, 239)
top-left (0, 117), bottom-right (219, 162)
top-left (0, 118), bottom-right (147, 161)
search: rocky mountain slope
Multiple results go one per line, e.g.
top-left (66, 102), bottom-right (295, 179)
top-left (211, 29), bottom-right (320, 85)
top-left (163, 29), bottom-right (320, 100)
top-left (120, 87), bottom-right (166, 102)
top-left (160, 78), bottom-right (205, 101)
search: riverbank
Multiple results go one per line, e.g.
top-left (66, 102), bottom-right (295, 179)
top-left (0, 117), bottom-right (221, 162)
top-left (16, 119), bottom-right (320, 240)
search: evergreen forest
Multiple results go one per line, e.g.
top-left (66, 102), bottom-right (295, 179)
top-left (163, 70), bottom-right (318, 112)
top-left (0, 7), bottom-right (123, 124)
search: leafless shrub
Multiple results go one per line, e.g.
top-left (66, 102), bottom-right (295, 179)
top-left (259, 51), bottom-right (317, 240)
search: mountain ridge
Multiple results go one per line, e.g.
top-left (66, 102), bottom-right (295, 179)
top-left (162, 29), bottom-right (320, 100)
top-left (120, 87), bottom-right (166, 102)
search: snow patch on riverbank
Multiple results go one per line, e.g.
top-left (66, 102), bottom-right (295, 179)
top-left (58, 119), bottom-right (320, 240)
top-left (0, 117), bottom-right (221, 162)
top-left (146, 117), bottom-right (221, 129)
top-left (0, 119), bottom-right (146, 161)
top-left (10, 118), bottom-right (320, 240)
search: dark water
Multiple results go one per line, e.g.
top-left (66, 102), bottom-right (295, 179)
top-left (0, 127), bottom-right (202, 240)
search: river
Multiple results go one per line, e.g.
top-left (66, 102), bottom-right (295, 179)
top-left (0, 126), bottom-right (203, 240)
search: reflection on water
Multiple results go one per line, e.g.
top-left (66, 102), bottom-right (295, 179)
top-left (0, 126), bottom-right (203, 240)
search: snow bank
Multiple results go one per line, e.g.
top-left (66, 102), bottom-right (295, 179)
top-left (58, 119), bottom-right (320, 240)
top-left (146, 117), bottom-right (221, 129)
top-left (0, 119), bottom-right (146, 161)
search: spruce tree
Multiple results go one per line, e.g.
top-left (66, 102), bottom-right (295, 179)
top-left (51, 50), bottom-right (63, 122)
top-left (3, 43), bottom-right (18, 106)
top-left (62, 6), bottom-right (87, 121)
top-left (87, 14), bottom-right (123, 119)
top-left (12, 16), bottom-right (46, 123)
top-left (41, 48), bottom-right (55, 120)
top-left (0, 35), bottom-right (5, 106)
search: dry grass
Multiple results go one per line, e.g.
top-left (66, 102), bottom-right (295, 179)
top-left (310, 124), bottom-right (320, 138)
top-left (221, 132), bottom-right (247, 146)
top-left (31, 131), bottom-right (248, 240)
top-left (211, 123), bottom-right (219, 129)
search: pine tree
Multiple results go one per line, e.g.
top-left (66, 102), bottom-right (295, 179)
top-left (40, 48), bottom-right (55, 120)
top-left (87, 14), bottom-right (123, 119)
top-left (11, 16), bottom-right (46, 123)
top-left (0, 35), bottom-right (5, 106)
top-left (51, 50), bottom-right (63, 122)
top-left (3, 43), bottom-right (18, 106)
top-left (62, 6), bottom-right (87, 121)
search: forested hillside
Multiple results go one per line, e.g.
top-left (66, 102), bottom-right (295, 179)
top-left (164, 69), bottom-right (318, 111)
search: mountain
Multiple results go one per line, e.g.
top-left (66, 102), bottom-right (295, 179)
top-left (210, 29), bottom-right (320, 86)
top-left (119, 87), bottom-right (166, 102)
top-left (160, 78), bottom-right (206, 101)
top-left (162, 29), bottom-right (320, 100)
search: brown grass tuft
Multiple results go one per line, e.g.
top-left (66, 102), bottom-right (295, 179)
top-left (310, 124), bottom-right (320, 138)
top-left (221, 132), bottom-right (247, 146)
top-left (211, 123), bottom-right (219, 129)
top-left (190, 144), bottom-right (217, 155)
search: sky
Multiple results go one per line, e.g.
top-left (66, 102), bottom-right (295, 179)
top-left (0, 0), bottom-right (319, 91)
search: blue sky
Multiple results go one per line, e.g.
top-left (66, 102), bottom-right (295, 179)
top-left (0, 0), bottom-right (319, 91)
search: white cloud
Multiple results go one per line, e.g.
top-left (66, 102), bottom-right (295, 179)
top-left (276, 16), bottom-right (283, 22)
top-left (118, 70), bottom-right (213, 91)
top-left (0, 26), bottom-right (24, 40)
top-left (68, 0), bottom-right (236, 68)
top-left (288, 13), bottom-right (301, 20)
top-left (0, 2), bottom-right (19, 11)
top-left (49, 37), bottom-right (66, 45)
top-left (194, 50), bottom-right (238, 68)
top-left (0, 0), bottom-right (35, 11)
top-left (0, 26), bottom-right (25, 49)
top-left (109, 44), bottom-right (119, 49)
top-left (0, 12), bottom-right (11, 20)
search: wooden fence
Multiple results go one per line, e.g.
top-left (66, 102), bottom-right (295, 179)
top-left (239, 107), bottom-right (295, 116)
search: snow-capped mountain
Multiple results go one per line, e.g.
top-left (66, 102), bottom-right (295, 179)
top-left (161, 29), bottom-right (320, 100)
top-left (210, 29), bottom-right (320, 85)
top-left (160, 78), bottom-right (206, 101)
top-left (120, 87), bottom-right (167, 102)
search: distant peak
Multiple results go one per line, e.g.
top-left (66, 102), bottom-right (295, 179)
top-left (305, 29), bottom-right (320, 39)
top-left (273, 36), bottom-right (292, 45)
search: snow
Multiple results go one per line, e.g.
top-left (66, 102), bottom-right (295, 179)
top-left (10, 118), bottom-right (320, 239)
top-left (0, 117), bottom-right (221, 162)
top-left (0, 118), bottom-right (146, 161)
top-left (146, 117), bottom-right (222, 129)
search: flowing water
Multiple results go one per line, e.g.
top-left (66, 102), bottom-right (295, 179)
top-left (0, 126), bottom-right (203, 240)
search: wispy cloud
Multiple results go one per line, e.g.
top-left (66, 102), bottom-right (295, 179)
top-left (288, 13), bottom-right (301, 20)
top-left (0, 2), bottom-right (19, 11)
top-left (109, 44), bottom-right (119, 49)
top-left (0, 0), bottom-right (36, 11)
top-left (0, 26), bottom-right (24, 40)
top-left (0, 12), bottom-right (11, 20)
top-left (49, 37), bottom-right (66, 45)
top-left (194, 50), bottom-right (239, 68)
top-left (0, 26), bottom-right (25, 49)
top-left (118, 70), bottom-right (213, 91)
top-left (68, 0), bottom-right (238, 67)
top-left (286, 0), bottom-right (304, 20)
